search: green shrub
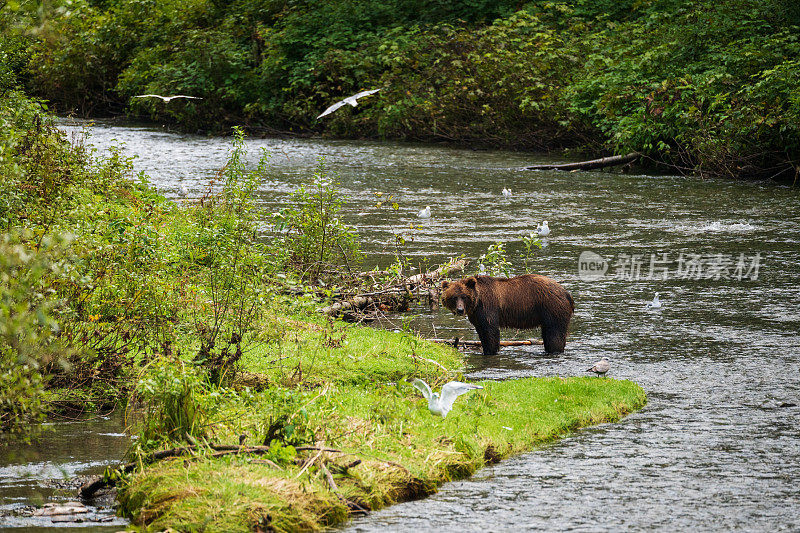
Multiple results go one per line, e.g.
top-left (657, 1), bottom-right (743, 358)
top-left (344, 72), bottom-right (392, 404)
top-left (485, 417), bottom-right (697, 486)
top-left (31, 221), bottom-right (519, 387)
top-left (176, 129), bottom-right (277, 384)
top-left (133, 357), bottom-right (210, 446)
top-left (476, 241), bottom-right (512, 277)
top-left (0, 231), bottom-right (71, 434)
top-left (274, 159), bottom-right (362, 280)
top-left (0, 91), bottom-right (87, 230)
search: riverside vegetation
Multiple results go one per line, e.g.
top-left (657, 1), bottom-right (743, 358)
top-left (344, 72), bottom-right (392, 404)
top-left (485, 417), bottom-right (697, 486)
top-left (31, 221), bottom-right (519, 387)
top-left (4, 0), bottom-right (800, 180)
top-left (0, 91), bottom-right (646, 530)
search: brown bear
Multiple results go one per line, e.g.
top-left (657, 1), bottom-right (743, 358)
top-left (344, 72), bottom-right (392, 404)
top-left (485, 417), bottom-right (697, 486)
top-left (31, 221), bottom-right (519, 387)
top-left (441, 274), bottom-right (574, 355)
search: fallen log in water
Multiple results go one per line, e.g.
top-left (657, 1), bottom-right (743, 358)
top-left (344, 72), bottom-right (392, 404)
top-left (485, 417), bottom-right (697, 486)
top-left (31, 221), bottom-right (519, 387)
top-left (525, 152), bottom-right (639, 172)
top-left (428, 338), bottom-right (544, 347)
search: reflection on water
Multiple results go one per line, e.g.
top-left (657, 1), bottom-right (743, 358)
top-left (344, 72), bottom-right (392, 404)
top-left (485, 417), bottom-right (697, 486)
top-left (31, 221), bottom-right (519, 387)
top-left (4, 119), bottom-right (797, 531)
top-left (0, 412), bottom-right (129, 531)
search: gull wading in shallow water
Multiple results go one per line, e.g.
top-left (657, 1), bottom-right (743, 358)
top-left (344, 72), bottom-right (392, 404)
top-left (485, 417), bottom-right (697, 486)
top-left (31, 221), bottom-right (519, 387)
top-left (418, 205), bottom-right (431, 219)
top-left (412, 378), bottom-right (483, 418)
top-left (587, 356), bottom-right (610, 377)
top-left (134, 94), bottom-right (202, 103)
top-left (647, 292), bottom-right (662, 308)
top-left (536, 220), bottom-right (550, 237)
top-left (317, 88), bottom-right (381, 119)
top-left (502, 188), bottom-right (512, 197)
top-left (535, 220), bottom-right (551, 237)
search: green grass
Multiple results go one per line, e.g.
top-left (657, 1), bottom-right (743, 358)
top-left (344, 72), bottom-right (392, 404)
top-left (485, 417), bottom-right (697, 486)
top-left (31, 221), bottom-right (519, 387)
top-left (237, 318), bottom-right (464, 387)
top-left (118, 323), bottom-right (646, 532)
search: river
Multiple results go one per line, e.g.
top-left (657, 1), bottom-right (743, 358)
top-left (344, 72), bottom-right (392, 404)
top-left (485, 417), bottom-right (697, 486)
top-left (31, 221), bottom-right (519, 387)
top-left (3, 119), bottom-right (799, 531)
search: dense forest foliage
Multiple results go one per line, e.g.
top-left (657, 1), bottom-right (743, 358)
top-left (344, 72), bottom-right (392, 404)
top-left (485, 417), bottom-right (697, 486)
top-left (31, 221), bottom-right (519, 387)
top-left (3, 1), bottom-right (800, 174)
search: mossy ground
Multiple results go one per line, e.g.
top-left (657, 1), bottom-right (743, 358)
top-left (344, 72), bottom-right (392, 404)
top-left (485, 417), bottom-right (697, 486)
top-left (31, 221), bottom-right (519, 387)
top-left (118, 318), bottom-right (646, 532)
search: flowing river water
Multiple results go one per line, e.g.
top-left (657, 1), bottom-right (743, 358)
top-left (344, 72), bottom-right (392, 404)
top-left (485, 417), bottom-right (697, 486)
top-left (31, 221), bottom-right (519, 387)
top-left (2, 119), bottom-right (799, 531)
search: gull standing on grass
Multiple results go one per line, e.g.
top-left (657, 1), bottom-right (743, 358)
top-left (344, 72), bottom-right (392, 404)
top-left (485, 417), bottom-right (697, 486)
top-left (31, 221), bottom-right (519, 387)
top-left (317, 88), bottom-right (381, 119)
top-left (587, 357), bottom-right (610, 377)
top-left (412, 378), bottom-right (483, 418)
top-left (134, 94), bottom-right (202, 103)
top-left (647, 292), bottom-right (662, 308)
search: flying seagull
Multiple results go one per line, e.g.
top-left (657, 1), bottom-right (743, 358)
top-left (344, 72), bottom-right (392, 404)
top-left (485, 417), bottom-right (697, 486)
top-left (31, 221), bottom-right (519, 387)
top-left (536, 220), bottom-right (551, 237)
top-left (418, 205), bottom-right (431, 219)
top-left (317, 89), bottom-right (381, 119)
top-left (412, 378), bottom-right (483, 418)
top-left (134, 94), bottom-right (202, 103)
top-left (646, 292), bottom-right (662, 308)
top-left (587, 356), bottom-right (610, 377)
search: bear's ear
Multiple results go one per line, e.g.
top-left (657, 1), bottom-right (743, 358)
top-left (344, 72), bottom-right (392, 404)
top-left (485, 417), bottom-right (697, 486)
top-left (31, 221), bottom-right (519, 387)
top-left (441, 280), bottom-right (450, 290)
top-left (465, 276), bottom-right (477, 289)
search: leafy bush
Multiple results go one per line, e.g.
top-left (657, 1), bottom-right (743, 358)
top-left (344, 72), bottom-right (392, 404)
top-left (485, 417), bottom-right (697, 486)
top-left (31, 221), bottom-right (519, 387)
top-left (0, 231), bottom-right (71, 434)
top-left (179, 129), bottom-right (276, 384)
top-left (360, 11), bottom-right (581, 147)
top-left (133, 357), bottom-right (210, 446)
top-left (565, 0), bottom-right (800, 177)
top-left (274, 159), bottom-right (362, 280)
top-left (0, 91), bottom-right (88, 230)
top-left (476, 241), bottom-right (512, 277)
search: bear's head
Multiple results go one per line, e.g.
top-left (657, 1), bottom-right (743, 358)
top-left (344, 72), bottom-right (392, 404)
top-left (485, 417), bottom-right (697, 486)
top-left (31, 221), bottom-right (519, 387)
top-left (441, 277), bottom-right (478, 317)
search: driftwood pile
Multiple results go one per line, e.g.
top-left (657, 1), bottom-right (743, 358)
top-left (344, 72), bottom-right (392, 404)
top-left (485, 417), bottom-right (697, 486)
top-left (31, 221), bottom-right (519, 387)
top-left (319, 258), bottom-right (466, 321)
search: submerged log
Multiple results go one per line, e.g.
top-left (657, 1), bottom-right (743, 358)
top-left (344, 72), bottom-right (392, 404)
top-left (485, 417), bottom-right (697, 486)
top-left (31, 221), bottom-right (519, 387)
top-left (525, 152), bottom-right (639, 172)
top-left (428, 337), bottom-right (545, 347)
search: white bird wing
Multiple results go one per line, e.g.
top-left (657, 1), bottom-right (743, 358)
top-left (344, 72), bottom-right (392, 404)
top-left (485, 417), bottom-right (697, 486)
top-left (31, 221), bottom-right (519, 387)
top-left (352, 88), bottom-right (381, 100)
top-left (134, 94), bottom-right (201, 101)
top-left (439, 381), bottom-right (483, 412)
top-left (412, 378), bottom-right (433, 401)
top-left (317, 100), bottom-right (347, 119)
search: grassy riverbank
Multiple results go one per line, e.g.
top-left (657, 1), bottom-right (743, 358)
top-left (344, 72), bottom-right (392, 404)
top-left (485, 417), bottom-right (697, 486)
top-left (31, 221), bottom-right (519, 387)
top-left (117, 321), bottom-right (646, 531)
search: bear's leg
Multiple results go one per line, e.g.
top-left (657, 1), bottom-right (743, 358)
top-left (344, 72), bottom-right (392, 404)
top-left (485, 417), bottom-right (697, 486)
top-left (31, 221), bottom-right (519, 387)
top-left (541, 313), bottom-right (568, 353)
top-left (541, 325), bottom-right (567, 353)
top-left (479, 325), bottom-right (501, 356)
top-left (470, 309), bottom-right (501, 355)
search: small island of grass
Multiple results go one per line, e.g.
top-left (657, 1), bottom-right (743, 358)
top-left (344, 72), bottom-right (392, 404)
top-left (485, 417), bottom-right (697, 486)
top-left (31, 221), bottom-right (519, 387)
top-left (117, 322), bottom-right (646, 531)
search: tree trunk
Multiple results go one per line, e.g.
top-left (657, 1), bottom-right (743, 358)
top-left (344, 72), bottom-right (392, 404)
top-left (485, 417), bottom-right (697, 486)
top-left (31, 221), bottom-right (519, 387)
top-left (525, 152), bottom-right (639, 171)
